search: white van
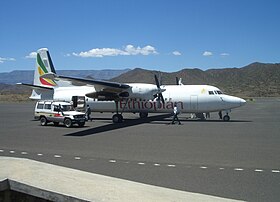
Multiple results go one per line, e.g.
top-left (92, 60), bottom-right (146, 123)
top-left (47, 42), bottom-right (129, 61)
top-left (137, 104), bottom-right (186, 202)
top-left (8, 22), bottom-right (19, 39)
top-left (35, 101), bottom-right (86, 128)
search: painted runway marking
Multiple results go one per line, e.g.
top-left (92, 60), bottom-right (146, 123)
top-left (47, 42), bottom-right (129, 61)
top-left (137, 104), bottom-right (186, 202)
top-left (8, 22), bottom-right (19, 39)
top-left (2, 149), bottom-right (278, 176)
top-left (234, 168), bottom-right (244, 171)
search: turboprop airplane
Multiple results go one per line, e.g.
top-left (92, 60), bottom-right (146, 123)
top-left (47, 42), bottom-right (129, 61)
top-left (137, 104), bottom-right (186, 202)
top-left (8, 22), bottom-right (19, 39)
top-left (18, 48), bottom-right (246, 123)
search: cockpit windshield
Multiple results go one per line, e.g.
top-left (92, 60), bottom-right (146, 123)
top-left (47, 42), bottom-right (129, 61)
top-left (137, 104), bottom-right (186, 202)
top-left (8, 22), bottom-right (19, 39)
top-left (209, 90), bottom-right (223, 95)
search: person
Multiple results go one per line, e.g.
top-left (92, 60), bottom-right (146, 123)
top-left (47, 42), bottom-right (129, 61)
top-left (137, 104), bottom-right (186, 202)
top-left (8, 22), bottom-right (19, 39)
top-left (218, 111), bottom-right (222, 119)
top-left (85, 105), bottom-right (92, 121)
top-left (172, 103), bottom-right (181, 125)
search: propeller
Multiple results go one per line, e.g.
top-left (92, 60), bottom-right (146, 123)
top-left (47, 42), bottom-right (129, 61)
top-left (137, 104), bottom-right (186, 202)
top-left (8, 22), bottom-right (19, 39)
top-left (154, 74), bottom-right (165, 105)
top-left (175, 77), bottom-right (183, 85)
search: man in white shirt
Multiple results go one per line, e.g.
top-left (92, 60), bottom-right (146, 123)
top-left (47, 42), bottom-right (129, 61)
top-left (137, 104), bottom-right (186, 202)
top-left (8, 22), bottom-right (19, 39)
top-left (172, 103), bottom-right (181, 125)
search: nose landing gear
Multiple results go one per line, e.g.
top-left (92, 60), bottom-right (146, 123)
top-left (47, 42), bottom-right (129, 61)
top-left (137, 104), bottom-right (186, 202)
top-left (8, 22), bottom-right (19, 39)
top-left (219, 110), bottom-right (231, 122)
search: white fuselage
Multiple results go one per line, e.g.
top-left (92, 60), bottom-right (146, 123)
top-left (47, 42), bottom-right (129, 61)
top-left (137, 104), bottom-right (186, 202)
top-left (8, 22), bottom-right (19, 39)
top-left (52, 84), bottom-right (246, 113)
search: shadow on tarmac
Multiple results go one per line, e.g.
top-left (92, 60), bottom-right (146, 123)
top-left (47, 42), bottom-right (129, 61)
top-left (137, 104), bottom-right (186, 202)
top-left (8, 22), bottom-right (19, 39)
top-left (64, 114), bottom-right (172, 136)
top-left (64, 114), bottom-right (250, 137)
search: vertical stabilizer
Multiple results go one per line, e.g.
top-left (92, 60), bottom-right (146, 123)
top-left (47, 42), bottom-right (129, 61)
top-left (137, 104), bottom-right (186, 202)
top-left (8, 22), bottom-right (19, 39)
top-left (34, 48), bottom-right (57, 87)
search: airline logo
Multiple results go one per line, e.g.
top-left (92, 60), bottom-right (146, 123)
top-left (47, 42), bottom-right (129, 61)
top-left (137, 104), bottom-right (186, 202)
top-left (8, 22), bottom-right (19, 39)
top-left (37, 53), bottom-right (56, 86)
top-left (119, 99), bottom-right (184, 111)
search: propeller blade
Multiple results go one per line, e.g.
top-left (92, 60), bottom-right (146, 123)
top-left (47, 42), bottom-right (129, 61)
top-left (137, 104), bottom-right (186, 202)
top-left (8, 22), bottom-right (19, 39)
top-left (176, 77), bottom-right (179, 85)
top-left (154, 75), bottom-right (160, 88)
top-left (159, 93), bottom-right (165, 104)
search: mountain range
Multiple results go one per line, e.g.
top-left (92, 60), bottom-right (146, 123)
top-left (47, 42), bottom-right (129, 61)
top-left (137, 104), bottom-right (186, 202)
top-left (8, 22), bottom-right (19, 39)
top-left (111, 62), bottom-right (280, 97)
top-left (0, 69), bottom-right (131, 84)
top-left (0, 62), bottom-right (279, 100)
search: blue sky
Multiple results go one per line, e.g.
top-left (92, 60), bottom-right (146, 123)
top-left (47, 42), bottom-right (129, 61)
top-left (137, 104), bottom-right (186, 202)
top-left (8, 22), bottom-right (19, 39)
top-left (0, 0), bottom-right (279, 73)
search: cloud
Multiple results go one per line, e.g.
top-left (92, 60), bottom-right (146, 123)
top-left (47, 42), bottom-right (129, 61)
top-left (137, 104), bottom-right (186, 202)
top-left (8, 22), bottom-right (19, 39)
top-left (72, 45), bottom-right (158, 58)
top-left (202, 51), bottom-right (213, 56)
top-left (25, 52), bottom-right (37, 59)
top-left (0, 57), bottom-right (15, 63)
top-left (172, 51), bottom-right (182, 56)
top-left (220, 53), bottom-right (230, 56)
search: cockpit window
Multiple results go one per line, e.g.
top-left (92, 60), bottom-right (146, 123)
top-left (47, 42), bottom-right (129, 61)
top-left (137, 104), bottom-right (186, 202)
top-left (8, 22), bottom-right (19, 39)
top-left (208, 91), bottom-right (214, 95)
top-left (217, 90), bottom-right (223, 94)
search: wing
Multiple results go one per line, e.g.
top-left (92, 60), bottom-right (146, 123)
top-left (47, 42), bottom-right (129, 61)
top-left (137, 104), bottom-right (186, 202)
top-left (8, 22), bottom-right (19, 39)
top-left (41, 73), bottom-right (131, 99)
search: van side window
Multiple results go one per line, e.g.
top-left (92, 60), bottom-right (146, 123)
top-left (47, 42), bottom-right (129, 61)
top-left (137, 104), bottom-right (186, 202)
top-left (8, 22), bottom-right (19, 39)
top-left (44, 104), bottom-right (51, 110)
top-left (208, 91), bottom-right (214, 95)
top-left (37, 104), bottom-right (44, 109)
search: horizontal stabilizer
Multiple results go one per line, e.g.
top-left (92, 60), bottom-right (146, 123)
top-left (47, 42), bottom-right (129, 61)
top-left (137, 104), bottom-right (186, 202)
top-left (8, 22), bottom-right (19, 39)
top-left (17, 83), bottom-right (54, 91)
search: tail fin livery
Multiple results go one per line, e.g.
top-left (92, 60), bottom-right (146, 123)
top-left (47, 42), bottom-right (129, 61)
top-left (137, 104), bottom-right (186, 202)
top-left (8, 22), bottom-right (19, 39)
top-left (34, 48), bottom-right (57, 87)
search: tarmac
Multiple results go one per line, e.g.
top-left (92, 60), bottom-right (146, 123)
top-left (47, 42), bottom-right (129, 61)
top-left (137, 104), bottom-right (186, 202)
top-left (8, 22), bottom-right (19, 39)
top-left (0, 157), bottom-right (243, 201)
top-left (0, 98), bottom-right (280, 201)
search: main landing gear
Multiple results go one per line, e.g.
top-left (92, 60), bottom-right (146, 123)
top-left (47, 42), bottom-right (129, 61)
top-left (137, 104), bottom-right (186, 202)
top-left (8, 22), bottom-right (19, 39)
top-left (112, 99), bottom-right (127, 123)
top-left (112, 114), bottom-right (123, 123)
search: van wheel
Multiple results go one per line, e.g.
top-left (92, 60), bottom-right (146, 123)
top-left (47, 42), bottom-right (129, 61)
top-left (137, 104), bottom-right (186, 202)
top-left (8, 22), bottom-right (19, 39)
top-left (64, 118), bottom-right (72, 128)
top-left (40, 116), bottom-right (48, 126)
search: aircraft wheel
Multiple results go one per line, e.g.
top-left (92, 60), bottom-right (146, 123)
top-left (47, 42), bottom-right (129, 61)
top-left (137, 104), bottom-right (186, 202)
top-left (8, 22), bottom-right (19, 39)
top-left (223, 115), bottom-right (230, 122)
top-left (112, 114), bottom-right (123, 123)
top-left (40, 116), bottom-right (48, 126)
top-left (139, 112), bottom-right (148, 118)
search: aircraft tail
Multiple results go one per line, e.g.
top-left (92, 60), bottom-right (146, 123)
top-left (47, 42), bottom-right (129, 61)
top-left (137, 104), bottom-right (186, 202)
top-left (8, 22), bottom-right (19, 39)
top-left (34, 48), bottom-right (57, 87)
top-left (18, 48), bottom-right (57, 100)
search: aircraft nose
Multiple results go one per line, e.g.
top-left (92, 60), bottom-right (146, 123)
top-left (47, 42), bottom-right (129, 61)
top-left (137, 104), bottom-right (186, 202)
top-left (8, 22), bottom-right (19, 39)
top-left (240, 98), bottom-right (246, 106)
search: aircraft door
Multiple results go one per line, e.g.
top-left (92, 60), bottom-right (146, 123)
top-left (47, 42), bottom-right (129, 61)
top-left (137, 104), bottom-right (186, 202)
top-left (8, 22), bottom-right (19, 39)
top-left (72, 96), bottom-right (86, 111)
top-left (72, 96), bottom-right (78, 108)
top-left (190, 95), bottom-right (198, 111)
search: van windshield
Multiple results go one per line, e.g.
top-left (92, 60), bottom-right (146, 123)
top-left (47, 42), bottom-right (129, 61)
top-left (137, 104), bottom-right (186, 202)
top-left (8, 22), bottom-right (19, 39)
top-left (61, 105), bottom-right (74, 111)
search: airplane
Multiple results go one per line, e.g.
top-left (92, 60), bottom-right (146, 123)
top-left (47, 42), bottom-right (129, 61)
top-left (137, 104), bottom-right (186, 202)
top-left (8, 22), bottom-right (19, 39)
top-left (18, 48), bottom-right (246, 123)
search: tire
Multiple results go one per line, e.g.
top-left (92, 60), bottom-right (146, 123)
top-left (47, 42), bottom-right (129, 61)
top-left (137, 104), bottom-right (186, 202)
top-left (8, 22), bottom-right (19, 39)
top-left (112, 114), bottom-right (123, 123)
top-left (139, 112), bottom-right (148, 118)
top-left (64, 118), bottom-right (73, 128)
top-left (40, 116), bottom-right (48, 126)
top-left (78, 122), bottom-right (85, 127)
top-left (223, 115), bottom-right (230, 122)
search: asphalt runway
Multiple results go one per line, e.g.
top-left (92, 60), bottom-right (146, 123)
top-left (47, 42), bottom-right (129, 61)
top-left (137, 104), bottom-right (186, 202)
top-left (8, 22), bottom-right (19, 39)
top-left (0, 98), bottom-right (280, 201)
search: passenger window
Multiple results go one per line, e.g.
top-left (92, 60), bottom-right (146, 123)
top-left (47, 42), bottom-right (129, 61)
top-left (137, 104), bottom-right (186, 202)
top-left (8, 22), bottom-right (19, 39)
top-left (208, 91), bottom-right (214, 95)
top-left (44, 104), bottom-right (51, 110)
top-left (37, 104), bottom-right (44, 109)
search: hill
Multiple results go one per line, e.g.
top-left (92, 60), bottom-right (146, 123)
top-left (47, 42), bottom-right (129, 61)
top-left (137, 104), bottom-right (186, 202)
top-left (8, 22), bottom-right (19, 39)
top-left (1, 62), bottom-right (279, 101)
top-left (0, 69), bottom-right (130, 84)
top-left (111, 62), bottom-right (280, 97)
